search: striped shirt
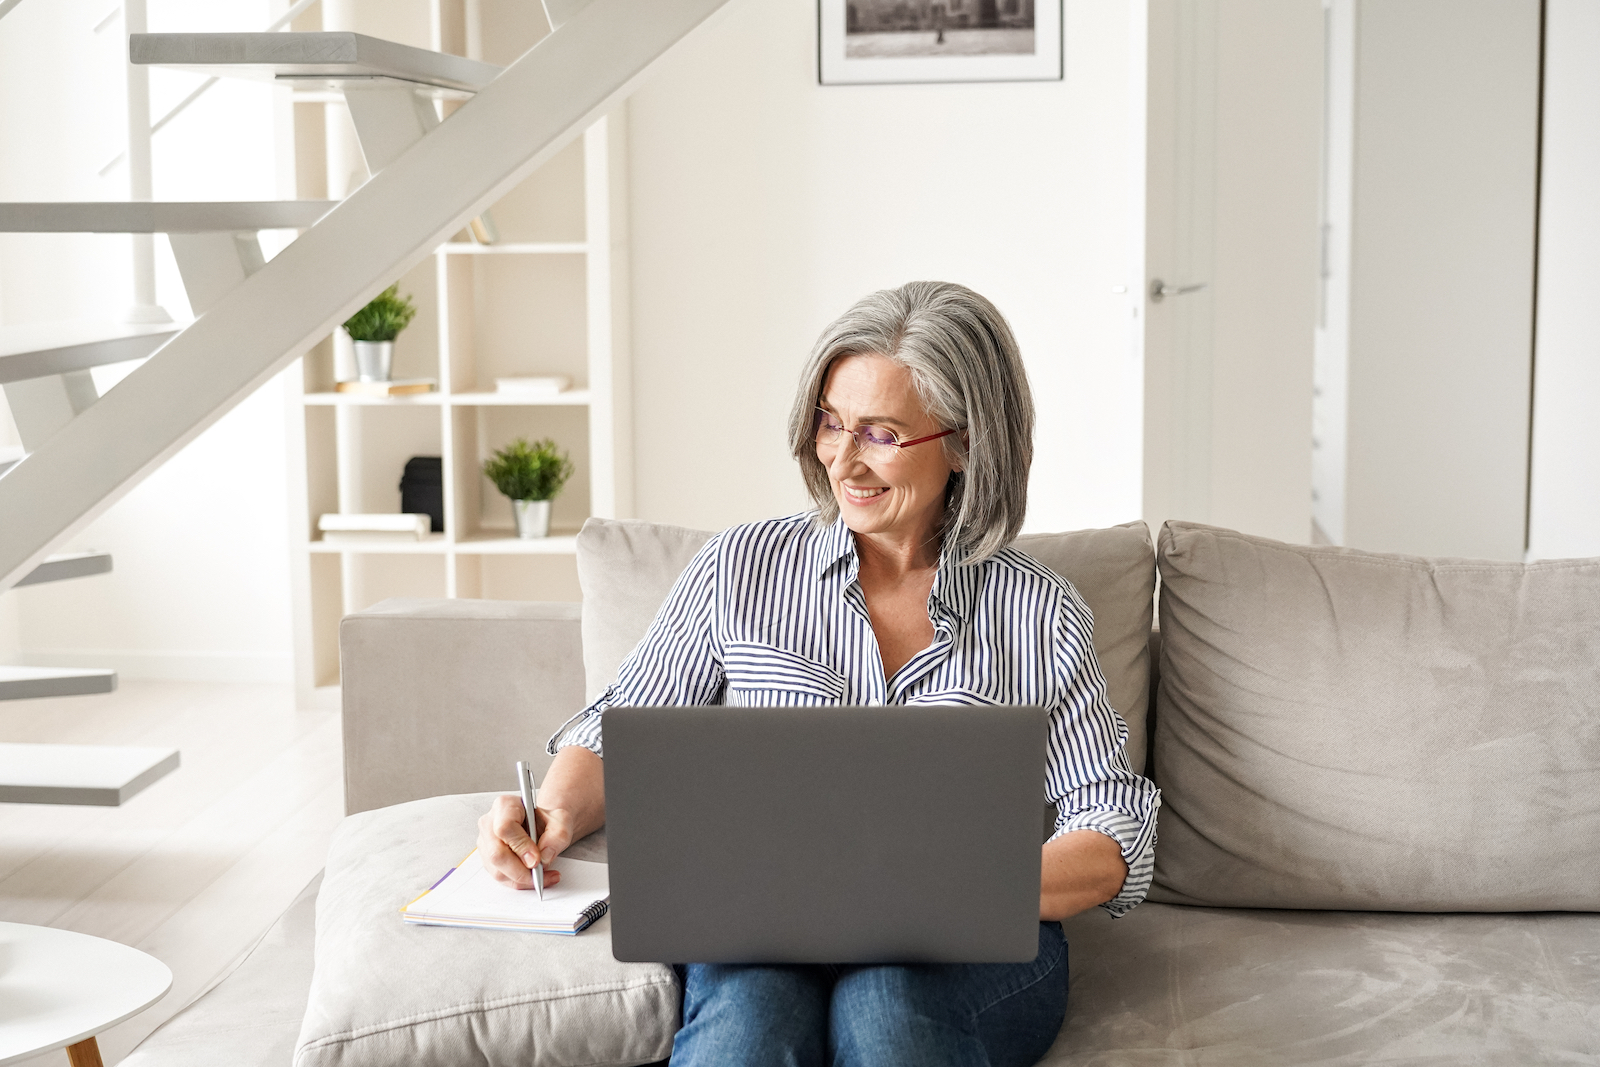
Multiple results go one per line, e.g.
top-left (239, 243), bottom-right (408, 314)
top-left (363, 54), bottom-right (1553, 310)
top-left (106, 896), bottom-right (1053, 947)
top-left (550, 512), bottom-right (1161, 917)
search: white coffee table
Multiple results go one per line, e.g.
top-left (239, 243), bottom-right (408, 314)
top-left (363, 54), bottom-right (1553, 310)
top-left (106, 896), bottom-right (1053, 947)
top-left (0, 922), bottom-right (172, 1066)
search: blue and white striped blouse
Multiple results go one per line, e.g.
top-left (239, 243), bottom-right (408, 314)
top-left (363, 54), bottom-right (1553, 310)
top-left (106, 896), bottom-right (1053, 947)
top-left (550, 512), bottom-right (1161, 917)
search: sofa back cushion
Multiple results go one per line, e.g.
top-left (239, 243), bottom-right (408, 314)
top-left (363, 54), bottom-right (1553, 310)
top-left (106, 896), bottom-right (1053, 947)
top-left (342, 598), bottom-right (585, 815)
top-left (1149, 521), bottom-right (1600, 911)
top-left (576, 517), bottom-right (1157, 773)
top-left (576, 518), bottom-right (714, 701)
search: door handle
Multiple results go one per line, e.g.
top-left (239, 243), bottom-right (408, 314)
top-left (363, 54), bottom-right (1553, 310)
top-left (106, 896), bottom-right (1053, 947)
top-left (1149, 279), bottom-right (1208, 302)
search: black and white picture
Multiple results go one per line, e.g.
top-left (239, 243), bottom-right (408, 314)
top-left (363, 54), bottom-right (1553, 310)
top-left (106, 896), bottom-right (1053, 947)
top-left (819, 0), bottom-right (1062, 85)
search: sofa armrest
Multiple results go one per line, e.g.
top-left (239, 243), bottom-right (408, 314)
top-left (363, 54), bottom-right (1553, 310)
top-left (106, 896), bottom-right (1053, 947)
top-left (340, 598), bottom-right (585, 815)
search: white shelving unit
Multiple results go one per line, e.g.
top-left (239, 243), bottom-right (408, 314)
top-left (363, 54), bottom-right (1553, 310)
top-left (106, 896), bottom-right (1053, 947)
top-left (285, 100), bottom-right (631, 706)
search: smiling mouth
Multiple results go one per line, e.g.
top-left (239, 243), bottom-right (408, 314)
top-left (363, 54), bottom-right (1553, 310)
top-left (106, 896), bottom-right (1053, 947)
top-left (844, 485), bottom-right (888, 500)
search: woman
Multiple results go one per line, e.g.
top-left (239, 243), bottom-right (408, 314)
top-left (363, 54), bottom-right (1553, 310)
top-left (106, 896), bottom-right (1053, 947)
top-left (478, 281), bottom-right (1160, 1067)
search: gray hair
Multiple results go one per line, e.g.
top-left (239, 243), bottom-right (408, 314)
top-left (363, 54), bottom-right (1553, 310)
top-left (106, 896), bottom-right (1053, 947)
top-left (787, 281), bottom-right (1035, 564)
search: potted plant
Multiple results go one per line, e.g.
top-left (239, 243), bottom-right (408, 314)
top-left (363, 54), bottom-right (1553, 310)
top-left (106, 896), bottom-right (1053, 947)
top-left (343, 284), bottom-right (417, 382)
top-left (482, 437), bottom-right (575, 538)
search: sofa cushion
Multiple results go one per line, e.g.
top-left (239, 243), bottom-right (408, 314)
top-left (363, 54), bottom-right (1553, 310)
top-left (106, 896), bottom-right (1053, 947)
top-left (1044, 901), bottom-right (1600, 1064)
top-left (576, 518), bottom-right (713, 704)
top-left (1149, 521), bottom-right (1600, 911)
top-left (577, 518), bottom-right (1157, 772)
top-left (1013, 522), bottom-right (1156, 773)
top-left (341, 599), bottom-right (585, 815)
top-left (295, 792), bottom-right (677, 1067)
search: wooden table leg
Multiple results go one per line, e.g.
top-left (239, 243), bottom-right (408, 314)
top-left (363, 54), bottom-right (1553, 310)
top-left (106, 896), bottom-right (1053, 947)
top-left (65, 1037), bottom-right (104, 1067)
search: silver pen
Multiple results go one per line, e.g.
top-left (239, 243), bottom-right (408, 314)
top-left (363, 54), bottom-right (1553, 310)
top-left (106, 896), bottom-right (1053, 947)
top-left (516, 760), bottom-right (545, 900)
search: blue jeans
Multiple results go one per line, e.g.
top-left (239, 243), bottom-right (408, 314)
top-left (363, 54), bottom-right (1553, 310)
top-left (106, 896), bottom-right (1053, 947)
top-left (669, 923), bottom-right (1068, 1067)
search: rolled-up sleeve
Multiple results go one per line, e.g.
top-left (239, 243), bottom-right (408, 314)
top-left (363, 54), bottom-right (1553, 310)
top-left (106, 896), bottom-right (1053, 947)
top-left (1045, 587), bottom-right (1161, 917)
top-left (546, 537), bottom-right (726, 757)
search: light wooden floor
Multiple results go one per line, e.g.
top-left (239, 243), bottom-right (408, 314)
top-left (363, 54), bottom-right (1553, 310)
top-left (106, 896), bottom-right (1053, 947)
top-left (0, 681), bottom-right (343, 1066)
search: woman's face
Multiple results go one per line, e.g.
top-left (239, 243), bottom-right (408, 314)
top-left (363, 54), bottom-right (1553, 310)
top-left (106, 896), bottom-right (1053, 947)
top-left (816, 353), bottom-right (959, 549)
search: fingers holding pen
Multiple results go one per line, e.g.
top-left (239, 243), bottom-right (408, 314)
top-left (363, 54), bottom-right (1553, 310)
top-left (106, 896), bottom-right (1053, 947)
top-left (477, 795), bottom-right (565, 890)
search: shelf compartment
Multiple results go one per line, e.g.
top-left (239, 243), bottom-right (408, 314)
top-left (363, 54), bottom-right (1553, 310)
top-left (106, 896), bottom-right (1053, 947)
top-left (469, 254), bottom-right (589, 388)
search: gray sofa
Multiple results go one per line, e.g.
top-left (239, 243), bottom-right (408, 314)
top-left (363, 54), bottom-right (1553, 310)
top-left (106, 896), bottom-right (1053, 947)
top-left (127, 518), bottom-right (1600, 1066)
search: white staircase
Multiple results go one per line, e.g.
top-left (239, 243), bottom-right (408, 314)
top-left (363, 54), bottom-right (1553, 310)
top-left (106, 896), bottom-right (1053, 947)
top-left (15, 549), bottom-right (113, 587)
top-left (0, 550), bottom-right (183, 807)
top-left (3, 550), bottom-right (117, 702)
top-left (0, 0), bottom-right (734, 806)
top-left (0, 0), bottom-right (733, 593)
top-left (0, 201), bottom-right (335, 454)
top-left (129, 30), bottom-right (502, 91)
top-left (0, 665), bottom-right (115, 701)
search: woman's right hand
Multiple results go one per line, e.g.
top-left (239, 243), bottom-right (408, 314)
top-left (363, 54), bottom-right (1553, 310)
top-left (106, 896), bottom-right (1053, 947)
top-left (476, 746), bottom-right (606, 890)
top-left (476, 793), bottom-right (571, 890)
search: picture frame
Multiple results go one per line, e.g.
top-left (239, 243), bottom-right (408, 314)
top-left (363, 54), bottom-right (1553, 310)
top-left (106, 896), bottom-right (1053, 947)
top-left (818, 0), bottom-right (1062, 86)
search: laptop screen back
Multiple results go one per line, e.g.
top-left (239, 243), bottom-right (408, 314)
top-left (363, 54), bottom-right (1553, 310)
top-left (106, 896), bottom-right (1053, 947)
top-left (602, 704), bottom-right (1046, 964)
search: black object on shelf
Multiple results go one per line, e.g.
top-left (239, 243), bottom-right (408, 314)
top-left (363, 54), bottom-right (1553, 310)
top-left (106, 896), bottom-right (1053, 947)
top-left (400, 457), bottom-right (445, 533)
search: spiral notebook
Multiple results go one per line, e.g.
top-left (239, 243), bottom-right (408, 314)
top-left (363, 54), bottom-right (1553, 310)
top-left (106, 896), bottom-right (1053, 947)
top-left (402, 849), bottom-right (610, 935)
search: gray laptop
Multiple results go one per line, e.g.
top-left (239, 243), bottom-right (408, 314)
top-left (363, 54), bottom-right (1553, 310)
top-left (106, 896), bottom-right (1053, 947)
top-left (602, 704), bottom-right (1047, 964)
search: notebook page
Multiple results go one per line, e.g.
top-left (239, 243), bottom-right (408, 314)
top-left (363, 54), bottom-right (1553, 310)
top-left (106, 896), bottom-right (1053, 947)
top-left (405, 851), bottom-right (609, 923)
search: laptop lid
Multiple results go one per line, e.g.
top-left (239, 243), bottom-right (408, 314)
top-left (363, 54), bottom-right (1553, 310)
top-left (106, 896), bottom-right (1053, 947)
top-left (602, 704), bottom-right (1047, 964)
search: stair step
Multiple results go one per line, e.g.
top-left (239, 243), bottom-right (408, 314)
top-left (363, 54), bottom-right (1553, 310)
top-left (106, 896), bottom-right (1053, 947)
top-left (16, 551), bottom-right (113, 587)
top-left (0, 200), bottom-right (337, 234)
top-left (0, 742), bottom-right (180, 805)
top-left (0, 665), bottom-right (117, 701)
top-left (132, 31), bottom-right (503, 93)
top-left (0, 321), bottom-right (180, 385)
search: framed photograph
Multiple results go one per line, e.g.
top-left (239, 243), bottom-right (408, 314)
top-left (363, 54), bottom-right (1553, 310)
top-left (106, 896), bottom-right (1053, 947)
top-left (819, 0), bottom-right (1062, 86)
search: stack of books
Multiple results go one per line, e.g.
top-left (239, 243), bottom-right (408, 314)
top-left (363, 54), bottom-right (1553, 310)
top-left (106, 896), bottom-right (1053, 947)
top-left (318, 514), bottom-right (432, 542)
top-left (494, 376), bottom-right (570, 398)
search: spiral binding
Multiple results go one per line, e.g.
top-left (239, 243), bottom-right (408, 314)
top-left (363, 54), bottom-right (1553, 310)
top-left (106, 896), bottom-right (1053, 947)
top-left (575, 899), bottom-right (611, 932)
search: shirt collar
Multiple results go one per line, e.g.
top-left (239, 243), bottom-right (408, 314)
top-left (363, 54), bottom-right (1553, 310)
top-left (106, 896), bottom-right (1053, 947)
top-left (928, 538), bottom-right (981, 626)
top-left (809, 513), bottom-right (856, 580)
top-left (810, 513), bottom-right (983, 626)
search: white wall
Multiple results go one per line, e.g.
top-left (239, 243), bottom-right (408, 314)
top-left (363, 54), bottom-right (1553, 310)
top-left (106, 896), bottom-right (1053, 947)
top-left (1527, 0), bottom-right (1600, 560)
top-left (0, 0), bottom-right (296, 681)
top-left (3, 0), bottom-right (1145, 686)
top-left (625, 0), bottom-right (1144, 535)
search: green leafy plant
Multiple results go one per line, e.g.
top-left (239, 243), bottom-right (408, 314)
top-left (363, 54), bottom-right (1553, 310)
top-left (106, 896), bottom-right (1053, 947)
top-left (482, 437), bottom-right (575, 502)
top-left (342, 284), bottom-right (417, 342)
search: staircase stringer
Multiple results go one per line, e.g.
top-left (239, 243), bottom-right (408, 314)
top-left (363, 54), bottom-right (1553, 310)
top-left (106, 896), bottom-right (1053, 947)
top-left (0, 0), bottom-right (733, 592)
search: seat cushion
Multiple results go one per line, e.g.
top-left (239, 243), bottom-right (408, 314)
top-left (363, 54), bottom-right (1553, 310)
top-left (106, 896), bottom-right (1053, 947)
top-left (577, 517), bottom-right (1157, 771)
top-left (1044, 902), bottom-right (1600, 1064)
top-left (1150, 521), bottom-right (1600, 911)
top-left (295, 793), bottom-right (677, 1067)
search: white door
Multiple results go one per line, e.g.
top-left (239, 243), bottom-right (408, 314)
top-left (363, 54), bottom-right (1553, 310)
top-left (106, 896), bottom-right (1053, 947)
top-left (1140, 0), bottom-right (1323, 545)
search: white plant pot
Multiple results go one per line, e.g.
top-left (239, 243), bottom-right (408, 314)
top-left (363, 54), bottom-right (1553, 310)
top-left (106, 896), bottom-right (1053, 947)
top-left (512, 498), bottom-right (551, 539)
top-left (353, 340), bottom-right (393, 382)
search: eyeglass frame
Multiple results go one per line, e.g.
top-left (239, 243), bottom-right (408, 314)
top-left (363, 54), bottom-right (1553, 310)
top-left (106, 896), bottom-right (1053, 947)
top-left (813, 406), bottom-right (960, 457)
